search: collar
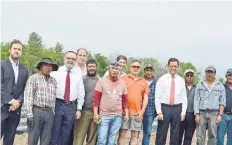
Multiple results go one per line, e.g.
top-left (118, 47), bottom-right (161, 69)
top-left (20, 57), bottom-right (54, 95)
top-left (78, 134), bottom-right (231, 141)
top-left (167, 73), bottom-right (176, 78)
top-left (128, 73), bottom-right (143, 81)
top-left (9, 57), bottom-right (19, 66)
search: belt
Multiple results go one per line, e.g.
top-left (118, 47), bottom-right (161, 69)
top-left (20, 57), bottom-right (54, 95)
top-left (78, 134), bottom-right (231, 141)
top-left (161, 103), bottom-right (182, 108)
top-left (33, 105), bottom-right (52, 111)
top-left (199, 109), bottom-right (218, 112)
top-left (56, 98), bottom-right (76, 104)
top-left (224, 112), bottom-right (232, 115)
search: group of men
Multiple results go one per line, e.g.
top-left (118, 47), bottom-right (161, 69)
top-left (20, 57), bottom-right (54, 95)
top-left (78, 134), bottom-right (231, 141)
top-left (1, 39), bottom-right (232, 145)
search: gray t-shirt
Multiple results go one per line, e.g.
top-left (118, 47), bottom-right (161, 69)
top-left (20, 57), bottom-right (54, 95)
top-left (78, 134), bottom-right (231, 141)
top-left (186, 85), bottom-right (196, 113)
top-left (82, 75), bottom-right (99, 111)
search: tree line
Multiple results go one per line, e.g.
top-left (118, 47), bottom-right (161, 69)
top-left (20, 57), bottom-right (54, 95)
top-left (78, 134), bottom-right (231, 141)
top-left (1, 32), bottom-right (225, 84)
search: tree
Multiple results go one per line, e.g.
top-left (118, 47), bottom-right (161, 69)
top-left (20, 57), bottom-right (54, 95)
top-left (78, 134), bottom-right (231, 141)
top-left (28, 32), bottom-right (43, 54)
top-left (94, 53), bottom-right (109, 77)
top-left (218, 77), bottom-right (225, 84)
top-left (54, 42), bottom-right (63, 53)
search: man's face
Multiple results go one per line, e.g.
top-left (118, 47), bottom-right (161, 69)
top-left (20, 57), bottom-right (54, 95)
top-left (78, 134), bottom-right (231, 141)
top-left (87, 63), bottom-right (97, 77)
top-left (40, 63), bottom-right (53, 76)
top-left (77, 49), bottom-right (87, 65)
top-left (109, 66), bottom-right (120, 78)
top-left (206, 70), bottom-right (216, 81)
top-left (184, 72), bottom-right (194, 83)
top-left (144, 68), bottom-right (154, 79)
top-left (9, 43), bottom-right (23, 60)
top-left (118, 59), bottom-right (127, 70)
top-left (130, 62), bottom-right (141, 75)
top-left (226, 74), bottom-right (232, 84)
top-left (64, 52), bottom-right (77, 70)
top-left (168, 61), bottom-right (179, 75)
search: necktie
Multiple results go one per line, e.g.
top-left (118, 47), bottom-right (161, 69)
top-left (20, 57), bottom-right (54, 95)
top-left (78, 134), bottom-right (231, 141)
top-left (169, 76), bottom-right (175, 105)
top-left (64, 71), bottom-right (70, 102)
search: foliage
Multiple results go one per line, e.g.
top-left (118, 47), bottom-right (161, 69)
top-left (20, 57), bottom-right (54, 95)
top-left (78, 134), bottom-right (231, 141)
top-left (178, 62), bottom-right (200, 84)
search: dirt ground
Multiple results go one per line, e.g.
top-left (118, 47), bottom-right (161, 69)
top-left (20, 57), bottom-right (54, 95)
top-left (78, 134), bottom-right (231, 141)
top-left (1, 131), bottom-right (227, 145)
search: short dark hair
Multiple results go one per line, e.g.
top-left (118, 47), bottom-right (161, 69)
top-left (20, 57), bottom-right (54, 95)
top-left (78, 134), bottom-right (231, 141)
top-left (86, 59), bottom-right (98, 66)
top-left (77, 48), bottom-right (88, 55)
top-left (116, 55), bottom-right (127, 62)
top-left (10, 39), bottom-right (23, 50)
top-left (168, 58), bottom-right (179, 66)
top-left (131, 59), bottom-right (141, 64)
top-left (64, 51), bottom-right (77, 56)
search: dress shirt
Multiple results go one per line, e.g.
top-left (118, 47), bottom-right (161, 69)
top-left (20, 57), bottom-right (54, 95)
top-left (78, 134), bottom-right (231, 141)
top-left (155, 73), bottom-right (187, 115)
top-left (9, 57), bottom-right (19, 84)
top-left (76, 65), bottom-right (87, 76)
top-left (50, 66), bottom-right (85, 110)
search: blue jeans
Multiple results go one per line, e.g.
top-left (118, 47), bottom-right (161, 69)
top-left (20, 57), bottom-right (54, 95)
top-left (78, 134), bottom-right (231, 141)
top-left (217, 114), bottom-right (232, 145)
top-left (142, 114), bottom-right (155, 145)
top-left (97, 115), bottom-right (123, 145)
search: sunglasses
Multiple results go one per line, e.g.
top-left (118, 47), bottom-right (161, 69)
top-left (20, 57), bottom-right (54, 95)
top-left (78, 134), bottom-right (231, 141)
top-left (131, 66), bottom-right (140, 69)
top-left (185, 74), bottom-right (194, 77)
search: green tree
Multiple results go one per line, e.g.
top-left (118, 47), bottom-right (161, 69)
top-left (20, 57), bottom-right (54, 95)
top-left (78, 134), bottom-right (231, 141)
top-left (94, 53), bottom-right (109, 77)
top-left (54, 42), bottom-right (63, 53)
top-left (218, 77), bottom-right (225, 84)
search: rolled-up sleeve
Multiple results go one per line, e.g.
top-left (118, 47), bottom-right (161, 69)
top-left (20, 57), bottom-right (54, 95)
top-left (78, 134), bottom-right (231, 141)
top-left (24, 76), bottom-right (36, 118)
top-left (219, 84), bottom-right (226, 106)
top-left (77, 78), bottom-right (85, 110)
top-left (194, 84), bottom-right (200, 114)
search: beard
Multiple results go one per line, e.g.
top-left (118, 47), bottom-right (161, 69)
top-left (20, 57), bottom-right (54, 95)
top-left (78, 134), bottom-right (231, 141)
top-left (65, 63), bottom-right (74, 70)
top-left (87, 71), bottom-right (97, 77)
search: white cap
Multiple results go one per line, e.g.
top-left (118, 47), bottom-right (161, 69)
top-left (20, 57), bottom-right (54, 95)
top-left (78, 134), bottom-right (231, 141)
top-left (184, 69), bottom-right (195, 76)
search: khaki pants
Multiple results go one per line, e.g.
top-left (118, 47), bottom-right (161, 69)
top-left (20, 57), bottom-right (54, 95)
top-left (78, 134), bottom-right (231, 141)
top-left (73, 111), bottom-right (97, 145)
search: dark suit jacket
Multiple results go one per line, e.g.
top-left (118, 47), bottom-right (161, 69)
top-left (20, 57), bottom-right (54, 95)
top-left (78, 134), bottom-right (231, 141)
top-left (1, 58), bottom-right (28, 111)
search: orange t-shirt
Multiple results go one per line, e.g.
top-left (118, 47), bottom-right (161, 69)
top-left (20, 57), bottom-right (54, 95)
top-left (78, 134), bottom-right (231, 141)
top-left (121, 74), bottom-right (150, 115)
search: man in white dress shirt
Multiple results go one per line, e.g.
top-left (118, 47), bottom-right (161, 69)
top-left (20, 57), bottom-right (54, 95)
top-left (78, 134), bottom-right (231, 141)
top-left (75, 48), bottom-right (88, 76)
top-left (155, 58), bottom-right (187, 145)
top-left (50, 51), bottom-right (85, 145)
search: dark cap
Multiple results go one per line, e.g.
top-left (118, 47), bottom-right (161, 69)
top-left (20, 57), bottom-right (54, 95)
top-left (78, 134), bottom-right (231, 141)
top-left (226, 68), bottom-right (232, 75)
top-left (205, 65), bottom-right (216, 73)
top-left (144, 64), bottom-right (154, 70)
top-left (36, 58), bottom-right (59, 71)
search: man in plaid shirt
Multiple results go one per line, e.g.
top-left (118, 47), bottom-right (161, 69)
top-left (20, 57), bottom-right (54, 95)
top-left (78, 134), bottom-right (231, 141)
top-left (24, 58), bottom-right (58, 145)
top-left (142, 64), bottom-right (157, 145)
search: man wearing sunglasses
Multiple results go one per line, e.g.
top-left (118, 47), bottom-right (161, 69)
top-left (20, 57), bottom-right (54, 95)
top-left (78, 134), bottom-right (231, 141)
top-left (179, 69), bottom-right (196, 145)
top-left (118, 60), bottom-right (149, 145)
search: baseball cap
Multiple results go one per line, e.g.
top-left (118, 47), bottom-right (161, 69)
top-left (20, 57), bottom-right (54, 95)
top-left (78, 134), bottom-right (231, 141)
top-left (205, 65), bottom-right (216, 73)
top-left (226, 68), bottom-right (232, 75)
top-left (144, 64), bottom-right (154, 70)
top-left (184, 69), bottom-right (195, 76)
top-left (109, 61), bottom-right (120, 68)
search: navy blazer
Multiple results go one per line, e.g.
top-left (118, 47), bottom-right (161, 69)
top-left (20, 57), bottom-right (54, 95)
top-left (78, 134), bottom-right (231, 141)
top-left (1, 58), bottom-right (28, 110)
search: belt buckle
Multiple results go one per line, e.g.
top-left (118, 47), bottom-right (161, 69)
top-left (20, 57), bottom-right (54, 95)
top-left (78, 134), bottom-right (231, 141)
top-left (206, 109), bottom-right (212, 112)
top-left (65, 101), bottom-right (71, 104)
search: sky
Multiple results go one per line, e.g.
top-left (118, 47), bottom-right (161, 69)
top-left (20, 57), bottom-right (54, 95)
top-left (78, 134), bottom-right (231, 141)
top-left (1, 1), bottom-right (232, 78)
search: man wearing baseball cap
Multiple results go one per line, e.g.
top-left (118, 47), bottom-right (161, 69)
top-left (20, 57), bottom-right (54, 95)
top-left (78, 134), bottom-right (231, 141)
top-left (93, 61), bottom-right (129, 145)
top-left (179, 69), bottom-right (196, 145)
top-left (24, 58), bottom-right (58, 145)
top-left (217, 68), bottom-right (232, 145)
top-left (194, 66), bottom-right (226, 145)
top-left (142, 64), bottom-right (157, 145)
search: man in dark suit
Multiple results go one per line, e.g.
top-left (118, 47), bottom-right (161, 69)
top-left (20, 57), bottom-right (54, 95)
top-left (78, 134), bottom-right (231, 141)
top-left (1, 39), bottom-right (29, 145)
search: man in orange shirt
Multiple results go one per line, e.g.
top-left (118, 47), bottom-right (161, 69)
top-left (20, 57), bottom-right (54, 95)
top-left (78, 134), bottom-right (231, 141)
top-left (118, 60), bottom-right (149, 145)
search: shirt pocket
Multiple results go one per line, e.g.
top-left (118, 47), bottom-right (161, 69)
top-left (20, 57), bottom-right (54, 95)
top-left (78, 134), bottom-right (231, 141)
top-left (199, 89), bottom-right (209, 100)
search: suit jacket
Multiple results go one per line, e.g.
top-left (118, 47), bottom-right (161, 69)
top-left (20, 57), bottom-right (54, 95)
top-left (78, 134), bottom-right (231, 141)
top-left (1, 58), bottom-right (28, 110)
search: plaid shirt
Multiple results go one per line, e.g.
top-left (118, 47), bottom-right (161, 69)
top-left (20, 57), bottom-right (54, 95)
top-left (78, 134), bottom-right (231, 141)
top-left (144, 79), bottom-right (157, 115)
top-left (24, 73), bottom-right (57, 118)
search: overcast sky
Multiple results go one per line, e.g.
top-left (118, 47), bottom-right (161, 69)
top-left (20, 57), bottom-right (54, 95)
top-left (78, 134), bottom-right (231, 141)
top-left (1, 1), bottom-right (232, 78)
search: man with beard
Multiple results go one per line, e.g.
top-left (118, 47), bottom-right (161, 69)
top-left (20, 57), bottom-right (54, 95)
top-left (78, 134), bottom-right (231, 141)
top-left (50, 51), bottom-right (85, 145)
top-left (1, 39), bottom-right (29, 145)
top-left (194, 66), bottom-right (226, 145)
top-left (73, 59), bottom-right (99, 145)
top-left (93, 61), bottom-right (129, 145)
top-left (24, 58), bottom-right (58, 145)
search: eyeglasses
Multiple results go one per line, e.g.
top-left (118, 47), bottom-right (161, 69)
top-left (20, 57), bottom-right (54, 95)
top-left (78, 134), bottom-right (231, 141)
top-left (186, 74), bottom-right (194, 77)
top-left (67, 57), bottom-right (76, 61)
top-left (131, 66), bottom-right (140, 69)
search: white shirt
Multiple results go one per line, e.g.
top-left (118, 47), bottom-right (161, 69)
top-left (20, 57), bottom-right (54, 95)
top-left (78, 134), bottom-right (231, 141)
top-left (50, 66), bottom-right (85, 110)
top-left (155, 73), bottom-right (187, 115)
top-left (76, 65), bottom-right (87, 76)
top-left (9, 57), bottom-right (19, 84)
